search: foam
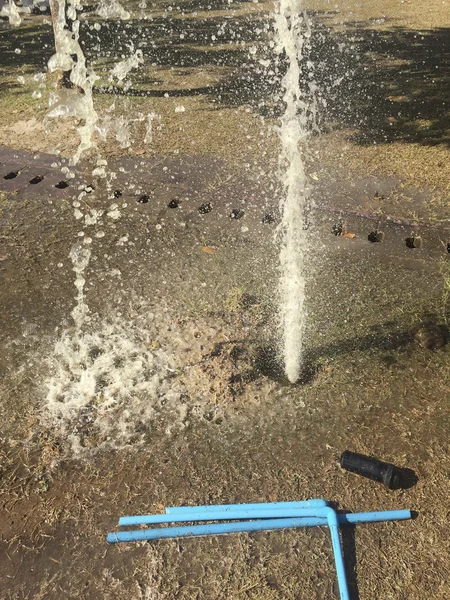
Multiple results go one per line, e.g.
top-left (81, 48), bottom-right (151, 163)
top-left (44, 313), bottom-right (176, 452)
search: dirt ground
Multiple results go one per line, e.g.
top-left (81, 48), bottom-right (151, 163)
top-left (1, 1), bottom-right (450, 599)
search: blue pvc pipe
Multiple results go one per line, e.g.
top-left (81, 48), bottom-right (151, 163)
top-left (110, 511), bottom-right (349, 600)
top-left (342, 510), bottom-right (411, 525)
top-left (324, 508), bottom-right (349, 600)
top-left (108, 515), bottom-right (334, 543)
top-left (165, 498), bottom-right (328, 515)
top-left (109, 508), bottom-right (411, 600)
top-left (120, 503), bottom-right (328, 526)
top-left (120, 507), bottom-right (316, 526)
top-left (118, 506), bottom-right (410, 528)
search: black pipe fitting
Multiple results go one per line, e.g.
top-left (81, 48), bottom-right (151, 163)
top-left (340, 450), bottom-right (401, 489)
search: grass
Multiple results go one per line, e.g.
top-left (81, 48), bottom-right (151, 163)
top-left (304, 0), bottom-right (450, 29)
top-left (1, 1), bottom-right (450, 598)
top-left (438, 258), bottom-right (450, 323)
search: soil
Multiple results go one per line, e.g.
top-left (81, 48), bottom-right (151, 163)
top-left (1, 1), bottom-right (450, 599)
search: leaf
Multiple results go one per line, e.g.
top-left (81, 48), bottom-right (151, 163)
top-left (156, 503), bottom-right (164, 511)
top-left (342, 232), bottom-right (356, 239)
top-left (202, 246), bottom-right (218, 254)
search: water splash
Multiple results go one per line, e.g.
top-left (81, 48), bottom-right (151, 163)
top-left (144, 113), bottom-right (160, 144)
top-left (47, 0), bottom-right (99, 164)
top-left (69, 242), bottom-right (91, 329)
top-left (46, 2), bottom-right (151, 161)
top-left (274, 1), bottom-right (313, 383)
top-left (0, 0), bottom-right (29, 26)
top-left (95, 0), bottom-right (130, 21)
top-left (45, 239), bottom-right (175, 452)
top-left (109, 48), bottom-right (144, 89)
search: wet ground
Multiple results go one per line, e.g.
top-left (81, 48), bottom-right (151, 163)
top-left (1, 1), bottom-right (450, 599)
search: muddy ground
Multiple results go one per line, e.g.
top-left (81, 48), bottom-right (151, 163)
top-left (1, 1), bottom-right (450, 599)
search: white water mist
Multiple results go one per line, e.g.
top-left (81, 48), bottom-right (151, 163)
top-left (274, 1), bottom-right (313, 383)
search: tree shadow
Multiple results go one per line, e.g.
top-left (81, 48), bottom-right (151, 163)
top-left (310, 20), bottom-right (450, 147)
top-left (0, 21), bottom-right (54, 73)
top-left (85, 10), bottom-right (275, 108)
top-left (1, 5), bottom-right (449, 149)
top-left (87, 10), bottom-right (450, 148)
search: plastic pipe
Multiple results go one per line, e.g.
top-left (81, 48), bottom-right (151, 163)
top-left (111, 510), bottom-right (350, 600)
top-left (108, 509), bottom-right (411, 543)
top-left (340, 450), bottom-right (400, 489)
top-left (109, 507), bottom-right (411, 600)
top-left (324, 507), bottom-right (349, 600)
top-left (165, 498), bottom-right (327, 515)
top-left (120, 506), bottom-right (322, 526)
top-left (121, 501), bottom-right (328, 526)
top-left (108, 515), bottom-right (337, 543)
top-left (118, 507), bottom-right (409, 528)
top-left (108, 509), bottom-right (411, 600)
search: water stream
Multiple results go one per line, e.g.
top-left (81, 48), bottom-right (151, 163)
top-left (47, 0), bottom-right (99, 164)
top-left (274, 1), bottom-right (313, 383)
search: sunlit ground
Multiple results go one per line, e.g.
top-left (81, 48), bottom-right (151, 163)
top-left (0, 1), bottom-right (449, 598)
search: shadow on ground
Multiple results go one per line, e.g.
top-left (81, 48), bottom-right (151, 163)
top-left (207, 318), bottom-right (429, 388)
top-left (313, 20), bottom-right (450, 147)
top-left (89, 12), bottom-right (450, 147)
top-left (1, 7), bottom-right (449, 148)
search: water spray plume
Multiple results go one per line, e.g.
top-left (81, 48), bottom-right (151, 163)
top-left (274, 1), bottom-right (313, 383)
top-left (47, 0), bottom-right (99, 164)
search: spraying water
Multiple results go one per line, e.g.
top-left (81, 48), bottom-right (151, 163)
top-left (47, 0), bottom-right (99, 164)
top-left (45, 1), bottom-right (153, 163)
top-left (40, 0), bottom-right (314, 448)
top-left (274, 1), bottom-right (313, 383)
top-left (69, 242), bottom-right (91, 330)
top-left (0, 0), bottom-right (26, 26)
top-left (109, 47), bottom-right (144, 89)
top-left (41, 2), bottom-right (174, 450)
